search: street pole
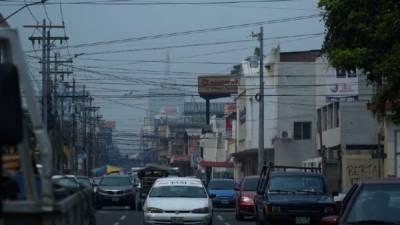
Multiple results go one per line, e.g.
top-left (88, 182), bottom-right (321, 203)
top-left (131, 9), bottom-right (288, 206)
top-left (0, 0), bottom-right (48, 24)
top-left (42, 20), bottom-right (47, 128)
top-left (318, 111), bottom-right (326, 176)
top-left (254, 27), bottom-right (265, 173)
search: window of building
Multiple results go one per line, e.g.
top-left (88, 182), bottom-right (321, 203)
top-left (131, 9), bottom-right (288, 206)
top-left (322, 107), bottom-right (328, 131)
top-left (334, 102), bottom-right (340, 128)
top-left (328, 104), bottom-right (333, 129)
top-left (336, 68), bottom-right (346, 78)
top-left (294, 122), bottom-right (311, 140)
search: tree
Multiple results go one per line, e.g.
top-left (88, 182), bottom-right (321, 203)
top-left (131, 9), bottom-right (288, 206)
top-left (319, 0), bottom-right (400, 123)
top-left (230, 64), bottom-right (241, 75)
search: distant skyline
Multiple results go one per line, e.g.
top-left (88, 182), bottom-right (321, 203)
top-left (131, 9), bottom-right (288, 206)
top-left (1, 0), bottom-right (324, 155)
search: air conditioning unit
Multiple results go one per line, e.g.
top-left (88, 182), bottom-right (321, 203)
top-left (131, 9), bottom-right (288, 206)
top-left (281, 131), bottom-right (289, 139)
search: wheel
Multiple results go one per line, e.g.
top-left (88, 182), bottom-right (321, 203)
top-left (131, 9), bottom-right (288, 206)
top-left (137, 201), bottom-right (143, 211)
top-left (130, 200), bottom-right (136, 210)
top-left (208, 213), bottom-right (213, 225)
top-left (235, 207), bottom-right (243, 221)
top-left (255, 206), bottom-right (263, 225)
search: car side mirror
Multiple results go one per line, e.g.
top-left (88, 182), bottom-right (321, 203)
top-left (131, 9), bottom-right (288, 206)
top-left (0, 64), bottom-right (23, 145)
top-left (209, 194), bottom-right (216, 199)
top-left (320, 216), bottom-right (338, 225)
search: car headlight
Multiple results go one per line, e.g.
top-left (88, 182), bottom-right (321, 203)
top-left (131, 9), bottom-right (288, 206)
top-left (144, 207), bottom-right (164, 213)
top-left (124, 189), bottom-right (134, 194)
top-left (97, 189), bottom-right (107, 194)
top-left (324, 206), bottom-right (335, 214)
top-left (192, 207), bottom-right (209, 214)
top-left (240, 196), bottom-right (253, 203)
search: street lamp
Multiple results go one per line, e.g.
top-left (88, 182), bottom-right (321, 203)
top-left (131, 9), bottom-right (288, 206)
top-left (0, 0), bottom-right (48, 24)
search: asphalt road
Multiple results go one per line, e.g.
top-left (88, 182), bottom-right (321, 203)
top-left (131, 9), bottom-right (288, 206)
top-left (96, 208), bottom-right (255, 225)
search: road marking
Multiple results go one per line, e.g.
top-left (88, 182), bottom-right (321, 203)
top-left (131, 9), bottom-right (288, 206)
top-left (217, 215), bottom-right (223, 221)
top-left (224, 223), bottom-right (230, 225)
top-left (113, 222), bottom-right (119, 225)
top-left (120, 215), bottom-right (126, 221)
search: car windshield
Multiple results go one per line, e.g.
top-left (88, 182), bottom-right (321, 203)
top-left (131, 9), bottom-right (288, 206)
top-left (100, 177), bottom-right (131, 186)
top-left (93, 177), bottom-right (101, 185)
top-left (149, 185), bottom-right (207, 198)
top-left (268, 175), bottom-right (324, 194)
top-left (208, 180), bottom-right (235, 190)
top-left (345, 184), bottom-right (400, 224)
top-left (77, 178), bottom-right (91, 187)
top-left (53, 177), bottom-right (78, 188)
top-left (243, 178), bottom-right (259, 191)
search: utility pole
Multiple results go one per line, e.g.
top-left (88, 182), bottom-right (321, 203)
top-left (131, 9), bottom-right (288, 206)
top-left (318, 111), bottom-right (326, 176)
top-left (253, 27), bottom-right (265, 173)
top-left (71, 78), bottom-right (77, 173)
top-left (24, 20), bottom-right (68, 130)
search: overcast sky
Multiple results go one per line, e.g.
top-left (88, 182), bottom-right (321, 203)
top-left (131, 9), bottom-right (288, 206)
top-left (1, 0), bottom-right (325, 154)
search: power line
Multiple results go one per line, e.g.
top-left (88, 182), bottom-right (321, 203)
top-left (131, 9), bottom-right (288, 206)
top-left (37, 14), bottom-right (321, 51)
top-left (64, 33), bottom-right (323, 56)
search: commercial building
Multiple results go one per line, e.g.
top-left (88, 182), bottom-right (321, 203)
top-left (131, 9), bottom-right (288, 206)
top-left (314, 56), bottom-right (382, 191)
top-left (233, 45), bottom-right (321, 178)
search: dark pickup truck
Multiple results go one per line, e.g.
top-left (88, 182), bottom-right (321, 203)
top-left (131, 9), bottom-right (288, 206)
top-left (254, 164), bottom-right (337, 225)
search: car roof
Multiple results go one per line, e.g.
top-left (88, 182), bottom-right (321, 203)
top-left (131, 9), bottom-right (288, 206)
top-left (243, 176), bottom-right (259, 179)
top-left (154, 177), bottom-right (203, 187)
top-left (271, 171), bottom-right (323, 177)
top-left (103, 175), bottom-right (130, 178)
top-left (209, 178), bottom-right (235, 181)
top-left (360, 178), bottom-right (400, 184)
top-left (52, 174), bottom-right (76, 179)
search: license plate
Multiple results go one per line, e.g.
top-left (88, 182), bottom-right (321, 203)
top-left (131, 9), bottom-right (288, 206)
top-left (111, 197), bottom-right (119, 202)
top-left (171, 217), bottom-right (184, 224)
top-left (296, 217), bottom-right (310, 224)
top-left (221, 200), bottom-right (229, 204)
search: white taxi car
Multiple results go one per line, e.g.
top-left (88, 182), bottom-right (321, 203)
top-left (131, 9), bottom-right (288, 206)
top-left (143, 177), bottom-right (213, 225)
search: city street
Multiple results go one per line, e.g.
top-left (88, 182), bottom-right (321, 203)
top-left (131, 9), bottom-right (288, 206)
top-left (96, 208), bottom-right (254, 225)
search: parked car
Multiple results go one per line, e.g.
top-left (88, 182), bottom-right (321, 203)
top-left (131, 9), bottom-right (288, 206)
top-left (255, 165), bottom-right (336, 225)
top-left (207, 178), bottom-right (236, 208)
top-left (235, 176), bottom-right (258, 220)
top-left (321, 178), bottom-right (400, 225)
top-left (52, 175), bottom-right (83, 199)
top-left (143, 177), bottom-right (214, 225)
top-left (76, 176), bottom-right (93, 188)
top-left (95, 175), bottom-right (137, 210)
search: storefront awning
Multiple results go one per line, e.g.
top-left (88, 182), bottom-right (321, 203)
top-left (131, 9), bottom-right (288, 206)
top-left (231, 149), bottom-right (257, 159)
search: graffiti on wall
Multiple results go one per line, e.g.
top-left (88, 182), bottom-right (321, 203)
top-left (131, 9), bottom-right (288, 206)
top-left (342, 155), bottom-right (380, 189)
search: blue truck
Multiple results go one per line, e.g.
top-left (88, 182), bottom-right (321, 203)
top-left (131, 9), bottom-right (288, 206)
top-left (254, 164), bottom-right (337, 225)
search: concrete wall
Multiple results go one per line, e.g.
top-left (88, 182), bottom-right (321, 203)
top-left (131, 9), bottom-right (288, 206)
top-left (236, 48), bottom-right (278, 153)
top-left (384, 119), bottom-right (399, 177)
top-left (273, 60), bottom-right (318, 166)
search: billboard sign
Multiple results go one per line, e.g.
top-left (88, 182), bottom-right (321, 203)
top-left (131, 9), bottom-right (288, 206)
top-left (198, 75), bottom-right (239, 96)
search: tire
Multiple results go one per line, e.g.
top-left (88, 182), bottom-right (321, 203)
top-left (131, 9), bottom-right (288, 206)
top-left (130, 200), bottom-right (136, 210)
top-left (235, 207), bottom-right (243, 221)
top-left (137, 201), bottom-right (143, 211)
top-left (255, 206), bottom-right (263, 225)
